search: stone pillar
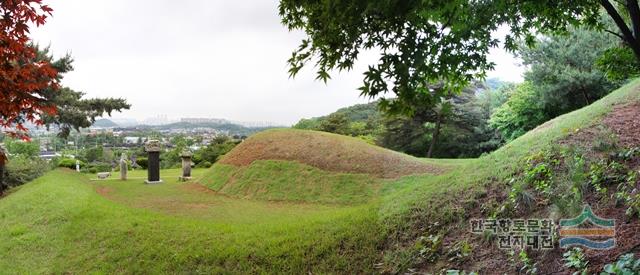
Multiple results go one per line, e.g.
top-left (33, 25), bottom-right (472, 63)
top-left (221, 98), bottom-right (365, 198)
top-left (119, 153), bottom-right (128, 180)
top-left (145, 140), bottom-right (163, 184)
top-left (179, 150), bottom-right (192, 181)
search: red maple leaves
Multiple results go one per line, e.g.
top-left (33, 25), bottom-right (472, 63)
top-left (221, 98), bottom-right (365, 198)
top-left (0, 0), bottom-right (57, 139)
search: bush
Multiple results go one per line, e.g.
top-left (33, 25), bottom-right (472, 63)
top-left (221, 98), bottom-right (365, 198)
top-left (88, 162), bottom-right (112, 173)
top-left (136, 157), bottom-right (148, 169)
top-left (4, 156), bottom-right (51, 187)
top-left (57, 158), bottom-right (85, 169)
top-left (195, 161), bottom-right (212, 168)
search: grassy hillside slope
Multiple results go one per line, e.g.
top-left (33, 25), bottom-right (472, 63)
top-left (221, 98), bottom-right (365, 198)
top-left (1, 79), bottom-right (640, 273)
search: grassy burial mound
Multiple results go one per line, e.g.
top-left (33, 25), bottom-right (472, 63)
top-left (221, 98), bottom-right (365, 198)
top-left (201, 129), bottom-right (449, 204)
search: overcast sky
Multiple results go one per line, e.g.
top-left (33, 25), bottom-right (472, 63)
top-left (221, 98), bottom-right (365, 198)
top-left (32, 0), bottom-right (524, 126)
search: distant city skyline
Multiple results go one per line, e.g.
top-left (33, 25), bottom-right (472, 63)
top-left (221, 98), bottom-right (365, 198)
top-left (31, 0), bottom-right (524, 126)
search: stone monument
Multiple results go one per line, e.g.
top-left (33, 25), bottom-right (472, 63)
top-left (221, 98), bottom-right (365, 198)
top-left (179, 150), bottom-right (192, 181)
top-left (119, 153), bottom-right (127, 180)
top-left (145, 140), bottom-right (163, 184)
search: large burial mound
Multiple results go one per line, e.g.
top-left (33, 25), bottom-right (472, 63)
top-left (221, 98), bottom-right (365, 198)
top-left (219, 129), bottom-right (445, 178)
top-left (201, 129), bottom-right (447, 204)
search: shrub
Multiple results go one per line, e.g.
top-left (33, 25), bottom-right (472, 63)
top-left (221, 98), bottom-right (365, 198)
top-left (88, 162), bottom-right (112, 173)
top-left (136, 157), bottom-right (148, 169)
top-left (195, 161), bottom-right (212, 168)
top-left (57, 158), bottom-right (84, 169)
top-left (602, 253), bottom-right (640, 274)
top-left (5, 156), bottom-right (51, 187)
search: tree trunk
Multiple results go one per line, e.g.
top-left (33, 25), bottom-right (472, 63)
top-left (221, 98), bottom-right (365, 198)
top-left (580, 87), bottom-right (590, 106)
top-left (427, 112), bottom-right (442, 158)
top-left (601, 0), bottom-right (640, 61)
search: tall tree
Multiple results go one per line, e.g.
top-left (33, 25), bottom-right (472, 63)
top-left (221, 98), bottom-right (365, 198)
top-left (35, 47), bottom-right (130, 138)
top-left (519, 26), bottom-right (617, 118)
top-left (279, 0), bottom-right (637, 112)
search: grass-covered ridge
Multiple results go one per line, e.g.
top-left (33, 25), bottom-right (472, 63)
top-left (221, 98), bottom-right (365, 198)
top-left (1, 80), bottom-right (639, 273)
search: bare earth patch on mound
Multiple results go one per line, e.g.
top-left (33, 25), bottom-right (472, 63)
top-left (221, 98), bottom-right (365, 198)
top-left (603, 103), bottom-right (640, 148)
top-left (219, 129), bottom-right (447, 178)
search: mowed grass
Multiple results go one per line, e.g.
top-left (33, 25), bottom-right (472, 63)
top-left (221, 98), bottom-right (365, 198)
top-left (1, 79), bottom-right (639, 273)
top-left (94, 168), bottom-right (347, 223)
top-left (0, 169), bottom-right (384, 274)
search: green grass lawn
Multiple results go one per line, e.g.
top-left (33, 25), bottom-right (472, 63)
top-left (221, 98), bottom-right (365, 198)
top-left (1, 79), bottom-right (639, 273)
top-left (0, 169), bottom-right (383, 274)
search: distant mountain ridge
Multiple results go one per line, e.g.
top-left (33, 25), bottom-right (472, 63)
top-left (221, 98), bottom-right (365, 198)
top-left (92, 119), bottom-right (119, 128)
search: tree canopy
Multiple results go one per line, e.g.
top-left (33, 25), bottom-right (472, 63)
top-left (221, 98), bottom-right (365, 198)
top-left (0, 0), bottom-right (57, 137)
top-left (35, 47), bottom-right (130, 139)
top-left (279, 0), bottom-right (636, 113)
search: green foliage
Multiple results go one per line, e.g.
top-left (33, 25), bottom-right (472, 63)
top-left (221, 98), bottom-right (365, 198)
top-left (517, 250), bottom-right (538, 275)
top-left (192, 138), bottom-right (238, 166)
top-left (33, 47), bottom-right (130, 139)
top-left (135, 157), bottom-right (148, 169)
top-left (57, 158), bottom-right (84, 169)
top-left (4, 156), bottom-right (50, 188)
top-left (563, 247), bottom-right (588, 275)
top-left (293, 118), bottom-right (321, 130)
top-left (490, 82), bottom-right (546, 141)
top-left (602, 253), bottom-right (640, 274)
top-left (523, 151), bottom-right (559, 194)
top-left (415, 234), bottom-right (443, 263)
top-left (519, 26), bottom-right (617, 119)
top-left (319, 113), bottom-right (350, 135)
top-left (596, 46), bottom-right (640, 82)
top-left (589, 160), bottom-right (627, 194)
top-left (446, 240), bottom-right (473, 263)
top-left (4, 139), bottom-right (39, 158)
top-left (279, 0), bottom-right (611, 114)
top-left (83, 146), bottom-right (104, 163)
top-left (381, 85), bottom-right (501, 158)
top-left (294, 101), bottom-right (383, 139)
top-left (195, 160), bottom-right (212, 168)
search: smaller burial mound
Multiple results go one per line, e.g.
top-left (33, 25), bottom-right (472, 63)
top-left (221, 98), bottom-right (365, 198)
top-left (218, 129), bottom-right (446, 179)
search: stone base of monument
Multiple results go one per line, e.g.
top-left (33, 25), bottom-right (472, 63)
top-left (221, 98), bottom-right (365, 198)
top-left (178, 176), bottom-right (192, 182)
top-left (145, 180), bottom-right (163, 184)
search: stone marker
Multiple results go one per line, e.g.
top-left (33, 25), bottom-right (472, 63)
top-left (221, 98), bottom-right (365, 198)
top-left (145, 140), bottom-right (163, 184)
top-left (97, 172), bottom-right (111, 179)
top-left (119, 153), bottom-right (127, 180)
top-left (75, 160), bottom-right (80, 172)
top-left (179, 150), bottom-right (192, 181)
